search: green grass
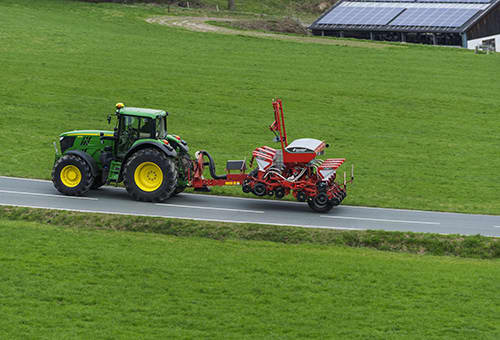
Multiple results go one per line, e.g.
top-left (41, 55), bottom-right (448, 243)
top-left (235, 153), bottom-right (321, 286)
top-left (0, 0), bottom-right (499, 215)
top-left (0, 218), bottom-right (499, 339)
top-left (2, 206), bottom-right (499, 259)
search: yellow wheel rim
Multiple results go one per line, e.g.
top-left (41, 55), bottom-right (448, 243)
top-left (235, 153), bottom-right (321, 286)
top-left (134, 162), bottom-right (163, 192)
top-left (60, 165), bottom-right (82, 188)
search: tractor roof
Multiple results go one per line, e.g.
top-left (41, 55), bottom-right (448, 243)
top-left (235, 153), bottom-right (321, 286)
top-left (119, 107), bottom-right (167, 119)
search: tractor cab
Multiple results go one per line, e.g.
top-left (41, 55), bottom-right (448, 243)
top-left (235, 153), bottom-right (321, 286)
top-left (114, 105), bottom-right (168, 158)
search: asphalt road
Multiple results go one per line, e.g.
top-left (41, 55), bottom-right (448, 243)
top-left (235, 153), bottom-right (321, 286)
top-left (0, 176), bottom-right (499, 237)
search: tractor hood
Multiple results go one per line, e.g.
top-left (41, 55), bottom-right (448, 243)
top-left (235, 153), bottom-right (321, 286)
top-left (60, 130), bottom-right (114, 137)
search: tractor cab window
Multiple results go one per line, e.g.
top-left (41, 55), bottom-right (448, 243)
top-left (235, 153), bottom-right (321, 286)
top-left (156, 116), bottom-right (167, 139)
top-left (117, 116), bottom-right (153, 156)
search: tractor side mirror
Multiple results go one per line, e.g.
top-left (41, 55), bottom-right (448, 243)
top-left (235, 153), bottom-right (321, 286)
top-left (107, 115), bottom-right (112, 124)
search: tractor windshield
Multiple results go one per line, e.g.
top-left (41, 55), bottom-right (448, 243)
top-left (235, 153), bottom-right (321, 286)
top-left (156, 117), bottom-right (167, 139)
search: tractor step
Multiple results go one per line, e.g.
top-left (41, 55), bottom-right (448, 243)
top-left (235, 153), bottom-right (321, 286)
top-left (107, 160), bottom-right (122, 182)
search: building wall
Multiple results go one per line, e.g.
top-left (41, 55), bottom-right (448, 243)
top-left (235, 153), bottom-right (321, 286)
top-left (467, 33), bottom-right (500, 52)
top-left (466, 2), bottom-right (500, 40)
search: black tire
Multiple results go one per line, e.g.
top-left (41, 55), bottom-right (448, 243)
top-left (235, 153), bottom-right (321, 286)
top-left (123, 148), bottom-right (178, 202)
top-left (307, 193), bottom-right (334, 213)
top-left (253, 182), bottom-right (267, 196)
top-left (296, 190), bottom-right (307, 202)
top-left (274, 187), bottom-right (285, 199)
top-left (172, 153), bottom-right (193, 196)
top-left (90, 174), bottom-right (106, 189)
top-left (52, 154), bottom-right (94, 196)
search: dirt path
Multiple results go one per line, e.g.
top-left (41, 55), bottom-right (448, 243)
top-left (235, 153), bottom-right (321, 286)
top-left (146, 16), bottom-right (390, 49)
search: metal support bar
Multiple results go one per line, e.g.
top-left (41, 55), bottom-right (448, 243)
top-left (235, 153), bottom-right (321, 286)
top-left (461, 32), bottom-right (468, 48)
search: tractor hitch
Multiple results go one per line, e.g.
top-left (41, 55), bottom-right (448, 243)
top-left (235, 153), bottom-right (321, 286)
top-left (190, 150), bottom-right (248, 190)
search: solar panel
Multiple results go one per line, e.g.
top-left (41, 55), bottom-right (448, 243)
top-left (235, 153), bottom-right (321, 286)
top-left (317, 6), bottom-right (406, 25)
top-left (418, 0), bottom-right (491, 3)
top-left (349, 0), bottom-right (491, 2)
top-left (389, 8), bottom-right (480, 27)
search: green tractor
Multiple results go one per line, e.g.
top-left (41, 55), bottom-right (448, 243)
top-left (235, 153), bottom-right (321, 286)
top-left (52, 103), bottom-right (191, 202)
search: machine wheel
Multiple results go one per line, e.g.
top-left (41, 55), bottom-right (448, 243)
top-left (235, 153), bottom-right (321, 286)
top-left (253, 182), bottom-right (267, 196)
top-left (275, 187), bottom-right (285, 199)
top-left (242, 182), bottom-right (252, 193)
top-left (52, 154), bottom-right (94, 196)
top-left (307, 193), bottom-right (334, 213)
top-left (296, 190), bottom-right (307, 202)
top-left (172, 153), bottom-right (193, 196)
top-left (123, 148), bottom-right (177, 202)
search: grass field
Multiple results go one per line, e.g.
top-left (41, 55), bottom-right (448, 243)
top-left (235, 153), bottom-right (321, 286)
top-left (0, 0), bottom-right (499, 214)
top-left (0, 218), bottom-right (498, 338)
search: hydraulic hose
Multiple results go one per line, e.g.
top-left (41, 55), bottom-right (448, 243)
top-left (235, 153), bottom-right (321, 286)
top-left (198, 150), bottom-right (227, 180)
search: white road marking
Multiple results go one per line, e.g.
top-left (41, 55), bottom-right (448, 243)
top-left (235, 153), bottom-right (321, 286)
top-left (181, 192), bottom-right (304, 205)
top-left (0, 190), bottom-right (98, 200)
top-left (320, 215), bottom-right (440, 225)
top-left (0, 203), bottom-right (364, 231)
top-left (155, 203), bottom-right (264, 214)
top-left (0, 176), bottom-right (51, 183)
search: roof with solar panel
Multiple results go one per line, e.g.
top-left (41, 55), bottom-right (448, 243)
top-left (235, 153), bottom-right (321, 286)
top-left (310, 0), bottom-right (499, 33)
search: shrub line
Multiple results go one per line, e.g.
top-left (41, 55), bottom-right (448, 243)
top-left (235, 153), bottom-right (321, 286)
top-left (0, 206), bottom-right (498, 259)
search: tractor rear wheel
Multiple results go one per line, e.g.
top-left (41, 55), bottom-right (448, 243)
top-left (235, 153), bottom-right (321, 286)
top-left (123, 148), bottom-right (177, 202)
top-left (52, 154), bottom-right (94, 196)
top-left (307, 193), bottom-right (334, 213)
top-left (172, 153), bottom-right (193, 196)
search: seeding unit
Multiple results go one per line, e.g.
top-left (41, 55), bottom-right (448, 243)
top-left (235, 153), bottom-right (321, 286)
top-left (190, 99), bottom-right (353, 212)
top-left (52, 99), bottom-right (352, 213)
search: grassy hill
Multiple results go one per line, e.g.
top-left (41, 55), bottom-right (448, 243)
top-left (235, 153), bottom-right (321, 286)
top-left (0, 0), bottom-right (499, 214)
top-left (1, 218), bottom-right (498, 338)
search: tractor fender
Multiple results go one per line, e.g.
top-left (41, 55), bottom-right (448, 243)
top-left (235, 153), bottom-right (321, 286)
top-left (176, 141), bottom-right (189, 154)
top-left (65, 150), bottom-right (98, 177)
top-left (124, 141), bottom-right (177, 162)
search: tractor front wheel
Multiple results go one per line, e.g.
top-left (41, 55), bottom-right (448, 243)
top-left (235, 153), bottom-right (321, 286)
top-left (123, 148), bottom-right (177, 202)
top-left (52, 154), bottom-right (94, 196)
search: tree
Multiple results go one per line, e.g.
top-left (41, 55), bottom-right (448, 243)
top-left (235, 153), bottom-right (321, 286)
top-left (228, 0), bottom-right (235, 11)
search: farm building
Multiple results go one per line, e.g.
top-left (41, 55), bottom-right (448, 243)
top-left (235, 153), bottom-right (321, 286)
top-left (309, 0), bottom-right (500, 52)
